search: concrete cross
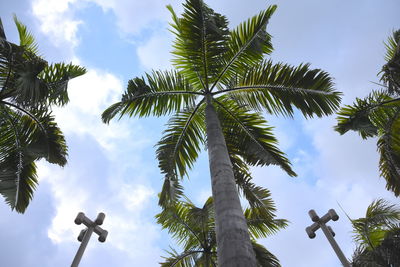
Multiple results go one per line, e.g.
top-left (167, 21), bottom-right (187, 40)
top-left (305, 209), bottom-right (350, 267)
top-left (71, 212), bottom-right (108, 267)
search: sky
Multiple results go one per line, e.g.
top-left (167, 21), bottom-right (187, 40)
top-left (0, 0), bottom-right (399, 266)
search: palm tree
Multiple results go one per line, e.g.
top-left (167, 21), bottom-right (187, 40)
top-left (0, 16), bottom-right (86, 212)
top-left (350, 199), bottom-right (400, 266)
top-left (335, 30), bottom-right (400, 196)
top-left (102, 1), bottom-right (341, 265)
top-left (156, 191), bottom-right (287, 267)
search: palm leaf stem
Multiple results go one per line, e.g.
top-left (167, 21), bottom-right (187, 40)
top-left (196, 71), bottom-right (207, 92)
top-left (199, 0), bottom-right (209, 91)
top-left (212, 85), bottom-right (335, 96)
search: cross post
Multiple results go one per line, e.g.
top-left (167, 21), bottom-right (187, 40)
top-left (71, 212), bottom-right (108, 267)
top-left (305, 209), bottom-right (350, 267)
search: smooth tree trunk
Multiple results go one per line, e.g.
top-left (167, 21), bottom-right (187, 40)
top-left (204, 95), bottom-right (257, 267)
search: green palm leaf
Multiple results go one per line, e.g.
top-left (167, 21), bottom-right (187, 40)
top-left (102, 71), bottom-right (198, 122)
top-left (0, 16), bottom-right (85, 212)
top-left (39, 62), bottom-right (86, 106)
top-left (157, 195), bottom-right (283, 267)
top-left (213, 5), bottom-right (276, 90)
top-left (252, 241), bottom-right (281, 267)
top-left (216, 98), bottom-right (295, 176)
top-left (380, 30), bottom-right (400, 95)
top-left (13, 15), bottom-right (39, 55)
top-left (351, 200), bottom-right (400, 266)
top-left (168, 0), bottom-right (229, 89)
top-left (156, 102), bottom-right (205, 178)
top-left (335, 91), bottom-right (400, 195)
top-left (376, 110), bottom-right (400, 196)
top-left (215, 60), bottom-right (340, 118)
top-left (351, 199), bottom-right (400, 250)
top-left (160, 247), bottom-right (205, 267)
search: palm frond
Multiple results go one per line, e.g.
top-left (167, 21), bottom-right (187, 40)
top-left (376, 110), bottom-right (400, 196)
top-left (159, 176), bottom-right (185, 208)
top-left (351, 199), bottom-right (400, 250)
top-left (351, 228), bottom-right (400, 267)
top-left (245, 204), bottom-right (288, 239)
top-left (39, 62), bottom-right (86, 106)
top-left (381, 29), bottom-right (400, 95)
top-left (168, 0), bottom-right (229, 89)
top-left (102, 70), bottom-right (199, 122)
top-left (215, 60), bottom-right (340, 118)
top-left (212, 5), bottom-right (276, 90)
top-left (216, 98), bottom-right (295, 176)
top-left (160, 247), bottom-right (204, 267)
top-left (335, 90), bottom-right (397, 139)
top-left (13, 15), bottom-right (39, 55)
top-left (252, 241), bottom-right (281, 267)
top-left (0, 18), bottom-right (6, 40)
top-left (156, 102), bottom-right (205, 179)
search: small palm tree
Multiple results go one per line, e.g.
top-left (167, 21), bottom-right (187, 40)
top-left (157, 191), bottom-right (287, 267)
top-left (350, 199), bottom-right (400, 267)
top-left (335, 30), bottom-right (400, 196)
top-left (0, 16), bottom-right (86, 212)
top-left (102, 1), bottom-right (341, 265)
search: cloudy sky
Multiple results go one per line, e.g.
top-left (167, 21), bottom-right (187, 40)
top-left (1, 0), bottom-right (399, 266)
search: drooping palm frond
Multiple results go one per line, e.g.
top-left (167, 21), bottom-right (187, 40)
top-left (217, 97), bottom-right (295, 176)
top-left (39, 62), bottom-right (86, 106)
top-left (0, 105), bottom-right (67, 212)
top-left (252, 241), bottom-right (281, 267)
top-left (376, 109), bottom-right (400, 195)
top-left (0, 16), bottom-right (85, 212)
top-left (335, 90), bottom-right (399, 139)
top-left (13, 15), bottom-right (39, 55)
top-left (157, 103), bottom-right (206, 178)
top-left (215, 60), bottom-right (341, 118)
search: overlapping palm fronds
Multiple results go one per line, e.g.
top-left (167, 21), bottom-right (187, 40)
top-left (0, 16), bottom-right (86, 212)
top-left (335, 30), bottom-right (400, 196)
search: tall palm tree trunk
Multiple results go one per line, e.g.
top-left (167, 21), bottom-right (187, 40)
top-left (204, 95), bottom-right (257, 267)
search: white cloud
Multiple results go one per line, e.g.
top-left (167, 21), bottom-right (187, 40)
top-left (137, 32), bottom-right (173, 71)
top-left (32, 0), bottom-right (82, 49)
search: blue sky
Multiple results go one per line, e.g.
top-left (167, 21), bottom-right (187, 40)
top-left (0, 0), bottom-right (399, 266)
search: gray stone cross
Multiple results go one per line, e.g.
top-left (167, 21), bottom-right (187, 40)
top-left (305, 209), bottom-right (350, 267)
top-left (71, 212), bottom-right (108, 267)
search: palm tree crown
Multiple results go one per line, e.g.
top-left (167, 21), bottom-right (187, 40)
top-left (0, 16), bottom-right (86, 212)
